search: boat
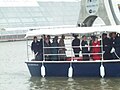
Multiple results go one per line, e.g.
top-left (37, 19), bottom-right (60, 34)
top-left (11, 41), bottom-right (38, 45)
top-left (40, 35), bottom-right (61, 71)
top-left (25, 25), bottom-right (120, 78)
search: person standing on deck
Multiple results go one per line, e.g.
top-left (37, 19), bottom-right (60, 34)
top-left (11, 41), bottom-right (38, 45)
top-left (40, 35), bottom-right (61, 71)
top-left (89, 35), bottom-right (96, 60)
top-left (44, 35), bottom-right (51, 61)
top-left (110, 32), bottom-right (120, 59)
top-left (39, 35), bottom-right (46, 61)
top-left (102, 33), bottom-right (112, 60)
top-left (58, 35), bottom-right (66, 61)
top-left (51, 36), bottom-right (59, 61)
top-left (81, 35), bottom-right (90, 60)
top-left (72, 34), bottom-right (81, 57)
top-left (31, 36), bottom-right (41, 60)
top-left (91, 37), bottom-right (101, 60)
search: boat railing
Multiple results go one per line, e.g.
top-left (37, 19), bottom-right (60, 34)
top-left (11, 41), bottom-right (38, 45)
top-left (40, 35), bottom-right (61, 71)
top-left (41, 44), bottom-right (103, 61)
top-left (27, 42), bottom-right (104, 61)
top-left (43, 45), bottom-right (103, 48)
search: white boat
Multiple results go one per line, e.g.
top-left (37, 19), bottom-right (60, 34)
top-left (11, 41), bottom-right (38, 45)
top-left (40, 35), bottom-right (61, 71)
top-left (25, 25), bottom-right (120, 78)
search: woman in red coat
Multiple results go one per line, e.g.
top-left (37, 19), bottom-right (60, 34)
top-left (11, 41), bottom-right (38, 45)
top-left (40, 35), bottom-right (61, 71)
top-left (91, 37), bottom-right (101, 60)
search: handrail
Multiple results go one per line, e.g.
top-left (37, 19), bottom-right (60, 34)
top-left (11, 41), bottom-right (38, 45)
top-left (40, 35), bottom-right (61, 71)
top-left (43, 53), bottom-right (102, 56)
top-left (25, 59), bottom-right (120, 63)
top-left (43, 45), bottom-right (103, 48)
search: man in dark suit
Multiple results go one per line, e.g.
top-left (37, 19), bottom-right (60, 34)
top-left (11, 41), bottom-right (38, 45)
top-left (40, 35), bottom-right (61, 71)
top-left (81, 35), bottom-right (90, 60)
top-left (110, 32), bottom-right (120, 59)
top-left (72, 34), bottom-right (81, 57)
top-left (102, 33), bottom-right (112, 60)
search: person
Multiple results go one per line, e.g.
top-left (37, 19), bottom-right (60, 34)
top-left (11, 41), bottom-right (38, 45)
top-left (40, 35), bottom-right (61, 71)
top-left (39, 35), bottom-right (46, 60)
top-left (89, 35), bottom-right (96, 60)
top-left (31, 36), bottom-right (42, 60)
top-left (110, 32), bottom-right (120, 59)
top-left (72, 34), bottom-right (81, 57)
top-left (58, 35), bottom-right (66, 61)
top-left (44, 35), bottom-right (51, 61)
top-left (81, 35), bottom-right (90, 60)
top-left (91, 36), bottom-right (101, 60)
top-left (102, 33), bottom-right (112, 60)
top-left (51, 36), bottom-right (59, 61)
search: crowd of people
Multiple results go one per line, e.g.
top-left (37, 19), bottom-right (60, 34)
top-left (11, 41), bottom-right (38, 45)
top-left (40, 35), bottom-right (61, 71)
top-left (31, 32), bottom-right (120, 61)
top-left (103, 32), bottom-right (120, 60)
top-left (31, 35), bottom-right (66, 61)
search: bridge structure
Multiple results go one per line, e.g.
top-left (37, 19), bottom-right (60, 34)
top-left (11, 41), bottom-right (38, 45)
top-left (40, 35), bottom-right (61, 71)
top-left (77, 0), bottom-right (120, 27)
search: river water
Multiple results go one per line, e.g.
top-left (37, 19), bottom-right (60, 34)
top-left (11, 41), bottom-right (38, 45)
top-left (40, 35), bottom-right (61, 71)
top-left (0, 41), bottom-right (120, 90)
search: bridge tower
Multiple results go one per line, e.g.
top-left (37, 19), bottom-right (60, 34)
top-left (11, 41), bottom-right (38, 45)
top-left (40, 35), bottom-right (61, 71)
top-left (77, 0), bottom-right (118, 27)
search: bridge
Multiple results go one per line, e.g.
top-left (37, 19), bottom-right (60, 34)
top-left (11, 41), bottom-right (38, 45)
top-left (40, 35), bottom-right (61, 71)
top-left (77, 0), bottom-right (120, 27)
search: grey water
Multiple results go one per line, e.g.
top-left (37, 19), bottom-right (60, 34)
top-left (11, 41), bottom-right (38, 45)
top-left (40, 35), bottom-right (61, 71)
top-left (0, 41), bottom-right (120, 90)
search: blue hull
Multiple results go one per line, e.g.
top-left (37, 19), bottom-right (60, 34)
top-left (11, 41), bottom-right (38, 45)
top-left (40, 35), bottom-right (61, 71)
top-left (25, 60), bottom-right (120, 77)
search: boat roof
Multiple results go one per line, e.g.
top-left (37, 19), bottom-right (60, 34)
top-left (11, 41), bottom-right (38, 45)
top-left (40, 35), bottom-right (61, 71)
top-left (25, 25), bottom-right (120, 38)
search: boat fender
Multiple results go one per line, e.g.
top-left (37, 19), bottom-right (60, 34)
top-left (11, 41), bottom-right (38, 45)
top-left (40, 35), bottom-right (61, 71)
top-left (41, 64), bottom-right (45, 77)
top-left (100, 64), bottom-right (105, 78)
top-left (68, 66), bottom-right (73, 78)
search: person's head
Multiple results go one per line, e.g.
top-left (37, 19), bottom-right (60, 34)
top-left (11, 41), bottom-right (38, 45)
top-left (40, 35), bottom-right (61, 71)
top-left (102, 33), bottom-right (107, 39)
top-left (55, 36), bottom-right (58, 40)
top-left (33, 36), bottom-right (37, 42)
top-left (82, 35), bottom-right (86, 41)
top-left (111, 32), bottom-right (116, 38)
top-left (47, 35), bottom-right (51, 40)
top-left (61, 35), bottom-right (65, 39)
top-left (41, 34), bottom-right (46, 40)
top-left (94, 37), bottom-right (98, 43)
top-left (91, 35), bottom-right (96, 41)
top-left (72, 34), bottom-right (78, 38)
top-left (53, 36), bottom-right (58, 42)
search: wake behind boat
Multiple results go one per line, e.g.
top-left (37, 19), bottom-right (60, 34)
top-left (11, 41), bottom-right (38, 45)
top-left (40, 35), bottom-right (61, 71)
top-left (25, 25), bottom-right (120, 78)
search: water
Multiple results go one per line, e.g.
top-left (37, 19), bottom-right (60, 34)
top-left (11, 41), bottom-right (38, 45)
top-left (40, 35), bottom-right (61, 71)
top-left (0, 41), bottom-right (120, 90)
